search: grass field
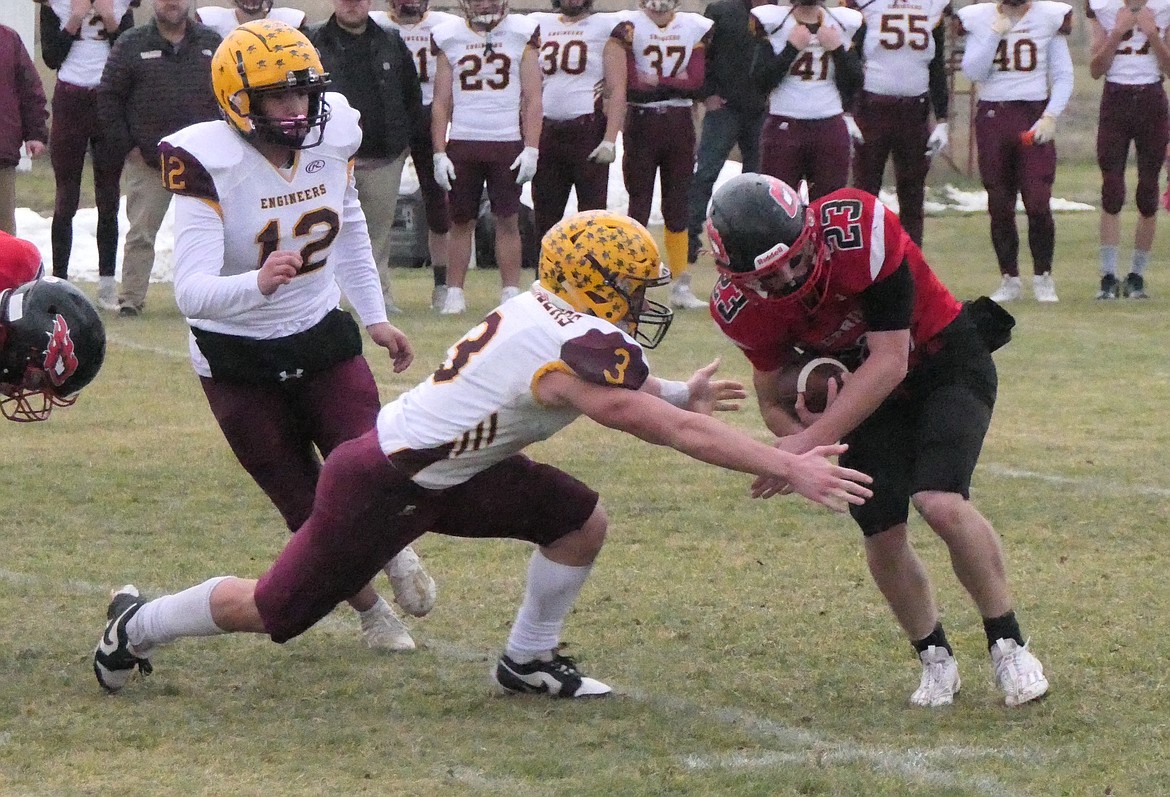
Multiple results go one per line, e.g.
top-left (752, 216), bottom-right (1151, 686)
top-left (4, 156), bottom-right (1170, 796)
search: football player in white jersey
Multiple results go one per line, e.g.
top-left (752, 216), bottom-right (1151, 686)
top-left (1088, 0), bottom-right (1170, 299)
top-left (430, 0), bottom-right (543, 315)
top-left (94, 209), bottom-right (872, 698)
top-left (152, 21), bottom-right (434, 654)
top-left (958, 0), bottom-right (1074, 304)
top-left (196, 0), bottom-right (307, 38)
top-left (843, 0), bottom-right (951, 247)
top-left (750, 0), bottom-right (863, 201)
top-left (527, 0), bottom-right (625, 240)
top-left (611, 0), bottom-right (713, 309)
top-left (374, 0), bottom-right (461, 310)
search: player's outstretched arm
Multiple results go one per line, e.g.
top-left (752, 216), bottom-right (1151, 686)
top-left (643, 357), bottom-right (746, 415)
top-left (539, 370), bottom-right (872, 512)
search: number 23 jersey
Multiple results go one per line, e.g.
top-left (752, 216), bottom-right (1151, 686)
top-left (377, 286), bottom-right (649, 489)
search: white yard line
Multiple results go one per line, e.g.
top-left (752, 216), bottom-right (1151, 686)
top-left (981, 464), bottom-right (1170, 498)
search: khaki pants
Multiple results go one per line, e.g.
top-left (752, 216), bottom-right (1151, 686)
top-left (0, 167), bottom-right (16, 235)
top-left (353, 151), bottom-right (407, 295)
top-left (119, 153), bottom-right (173, 310)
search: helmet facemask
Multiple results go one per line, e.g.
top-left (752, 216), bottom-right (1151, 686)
top-left (234, 0), bottom-right (273, 15)
top-left (242, 79), bottom-right (332, 150)
top-left (460, 0), bottom-right (508, 28)
top-left (392, 0), bottom-right (429, 22)
top-left (641, 0), bottom-right (679, 12)
top-left (553, 0), bottom-right (593, 17)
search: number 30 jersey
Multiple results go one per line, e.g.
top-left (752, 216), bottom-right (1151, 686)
top-left (378, 285), bottom-right (649, 489)
top-left (431, 14), bottom-right (541, 141)
top-left (158, 92), bottom-right (386, 375)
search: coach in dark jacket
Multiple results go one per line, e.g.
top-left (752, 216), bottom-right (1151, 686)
top-left (307, 0), bottom-right (425, 312)
top-left (686, 0), bottom-right (774, 265)
top-left (97, 0), bottom-right (220, 316)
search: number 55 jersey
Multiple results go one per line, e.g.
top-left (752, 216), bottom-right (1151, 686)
top-left (157, 93), bottom-right (387, 377)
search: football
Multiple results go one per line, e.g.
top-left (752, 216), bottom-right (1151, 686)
top-left (776, 352), bottom-right (849, 416)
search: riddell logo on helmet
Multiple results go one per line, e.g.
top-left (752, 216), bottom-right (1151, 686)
top-left (43, 314), bottom-right (79, 388)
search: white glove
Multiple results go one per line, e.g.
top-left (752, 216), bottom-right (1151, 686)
top-left (433, 152), bottom-right (456, 191)
top-left (844, 114), bottom-right (865, 145)
top-left (925, 122), bottom-right (949, 158)
top-left (991, 12), bottom-right (1014, 35)
top-left (1029, 114), bottom-right (1057, 145)
top-left (587, 140), bottom-right (616, 165)
top-left (511, 146), bottom-right (539, 185)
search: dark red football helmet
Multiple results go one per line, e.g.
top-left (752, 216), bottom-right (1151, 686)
top-left (0, 278), bottom-right (106, 422)
top-left (705, 173), bottom-right (829, 310)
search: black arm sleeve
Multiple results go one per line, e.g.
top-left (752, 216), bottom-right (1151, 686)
top-left (831, 47), bottom-right (863, 111)
top-left (859, 259), bottom-right (915, 331)
top-left (39, 4), bottom-right (75, 71)
top-left (751, 41), bottom-right (800, 93)
top-left (927, 23), bottom-right (949, 120)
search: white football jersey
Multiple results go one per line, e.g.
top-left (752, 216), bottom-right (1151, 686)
top-left (611, 10), bottom-right (714, 109)
top-left (957, 1), bottom-right (1073, 101)
top-left (1087, 0), bottom-right (1170, 84)
top-left (528, 11), bottom-right (623, 120)
top-left (195, 5), bottom-right (307, 39)
top-left (48, 0), bottom-right (134, 87)
top-left (431, 14), bottom-right (541, 141)
top-left (377, 285), bottom-right (649, 489)
top-left (752, 5), bottom-right (864, 118)
top-left (373, 9), bottom-right (462, 105)
top-left (845, 0), bottom-right (951, 97)
top-left (159, 93), bottom-right (386, 376)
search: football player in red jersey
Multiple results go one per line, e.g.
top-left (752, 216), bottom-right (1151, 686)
top-left (92, 210), bottom-right (871, 699)
top-left (0, 231), bottom-right (106, 421)
top-left (706, 172), bottom-right (1049, 708)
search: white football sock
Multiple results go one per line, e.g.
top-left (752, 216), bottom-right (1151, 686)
top-left (127, 577), bottom-right (228, 653)
top-left (505, 551), bottom-right (592, 663)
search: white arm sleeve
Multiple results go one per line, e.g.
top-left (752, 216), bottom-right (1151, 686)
top-left (172, 195), bottom-right (270, 323)
top-left (331, 168), bottom-right (389, 328)
top-left (1043, 35), bottom-right (1074, 117)
top-left (960, 32), bottom-right (1002, 83)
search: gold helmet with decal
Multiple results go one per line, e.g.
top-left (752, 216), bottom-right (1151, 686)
top-left (211, 20), bottom-right (331, 149)
top-left (538, 210), bottom-right (673, 348)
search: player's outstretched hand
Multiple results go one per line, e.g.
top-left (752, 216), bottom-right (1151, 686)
top-left (685, 357), bottom-right (746, 415)
top-left (368, 321), bottom-right (414, 373)
top-left (257, 250), bottom-right (301, 295)
top-left (752, 443), bottom-right (872, 512)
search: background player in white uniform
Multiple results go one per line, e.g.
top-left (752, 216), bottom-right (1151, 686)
top-left (431, 0), bottom-right (543, 315)
top-left (527, 0), bottom-right (625, 240)
top-left (844, 0), bottom-right (951, 247)
top-left (1087, 0), bottom-right (1170, 299)
top-left (154, 20), bottom-right (432, 653)
top-left (375, 0), bottom-right (461, 310)
top-left (196, 0), bottom-right (307, 37)
top-left (958, 0), bottom-right (1074, 303)
top-left (611, 1), bottom-right (713, 309)
top-left (94, 209), bottom-right (872, 699)
top-left (750, 0), bottom-right (863, 200)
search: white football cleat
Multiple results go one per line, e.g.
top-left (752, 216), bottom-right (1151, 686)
top-left (360, 602), bottom-right (415, 652)
top-left (991, 638), bottom-right (1049, 707)
top-left (441, 286), bottom-right (466, 315)
top-left (1032, 272), bottom-right (1059, 303)
top-left (385, 545), bottom-right (437, 617)
top-left (500, 285), bottom-right (521, 303)
top-left (910, 645), bottom-right (961, 707)
top-left (989, 275), bottom-right (1022, 303)
top-left (670, 274), bottom-right (708, 310)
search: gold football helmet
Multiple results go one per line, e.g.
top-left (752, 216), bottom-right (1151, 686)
top-left (538, 210), bottom-right (673, 348)
top-left (211, 20), bottom-right (331, 149)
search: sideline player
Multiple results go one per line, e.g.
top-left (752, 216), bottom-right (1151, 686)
top-left (376, 0), bottom-right (460, 310)
top-left (1087, 0), bottom-right (1170, 299)
top-left (430, 0), bottom-right (543, 315)
top-left (611, 0), bottom-right (714, 309)
top-left (155, 20), bottom-right (434, 652)
top-left (196, 0), bottom-right (307, 37)
top-left (93, 209), bottom-right (872, 698)
top-left (706, 173), bottom-right (1049, 708)
top-left (528, 0), bottom-right (625, 240)
top-left (958, 0), bottom-right (1074, 303)
top-left (844, 0), bottom-right (951, 247)
top-left (0, 231), bottom-right (106, 422)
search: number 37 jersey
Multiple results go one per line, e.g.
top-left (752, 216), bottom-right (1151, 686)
top-left (377, 287), bottom-right (649, 490)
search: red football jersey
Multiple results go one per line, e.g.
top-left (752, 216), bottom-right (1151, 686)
top-left (0, 231), bottom-right (44, 292)
top-left (710, 188), bottom-right (962, 372)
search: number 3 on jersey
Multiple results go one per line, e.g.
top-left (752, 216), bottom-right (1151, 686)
top-left (255, 209), bottom-right (341, 275)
